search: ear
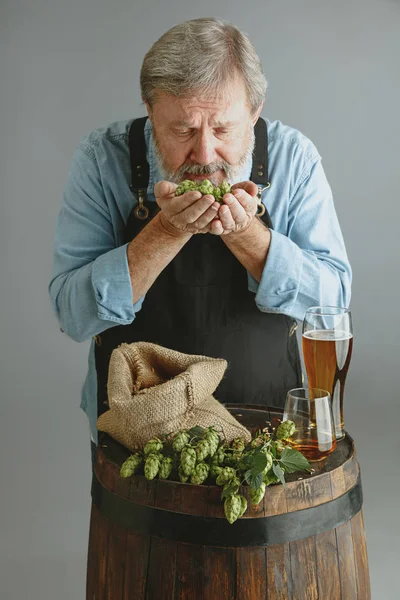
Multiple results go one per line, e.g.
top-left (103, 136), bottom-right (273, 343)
top-left (252, 102), bottom-right (264, 125)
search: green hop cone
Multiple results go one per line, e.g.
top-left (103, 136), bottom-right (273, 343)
top-left (120, 453), bottom-right (143, 478)
top-left (223, 476), bottom-right (241, 496)
top-left (143, 438), bottom-right (163, 456)
top-left (178, 466), bottom-right (190, 483)
top-left (249, 482), bottom-right (266, 506)
top-left (231, 438), bottom-right (245, 453)
top-left (195, 439), bottom-right (210, 462)
top-left (276, 420), bottom-right (296, 440)
top-left (271, 439), bottom-right (286, 456)
top-left (175, 180), bottom-right (197, 196)
top-left (172, 431), bottom-right (190, 453)
top-left (175, 179), bottom-right (232, 202)
top-left (210, 464), bottom-right (223, 479)
top-left (204, 428), bottom-right (220, 457)
top-left (224, 494), bottom-right (243, 524)
top-left (238, 494), bottom-right (248, 518)
top-left (158, 456), bottom-right (173, 480)
top-left (144, 453), bottom-right (160, 480)
top-left (214, 446), bottom-right (226, 466)
top-left (213, 186), bottom-right (223, 202)
top-left (197, 179), bottom-right (214, 196)
top-left (216, 467), bottom-right (236, 486)
top-left (261, 451), bottom-right (274, 475)
top-left (224, 451), bottom-right (241, 467)
top-left (219, 181), bottom-right (231, 196)
top-left (250, 436), bottom-right (264, 449)
top-left (190, 462), bottom-right (210, 485)
top-left (180, 446), bottom-right (197, 476)
top-left (263, 467), bottom-right (285, 486)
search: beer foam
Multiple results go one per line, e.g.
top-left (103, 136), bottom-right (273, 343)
top-left (303, 329), bottom-right (353, 341)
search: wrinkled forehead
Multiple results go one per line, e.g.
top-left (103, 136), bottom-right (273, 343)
top-left (150, 79), bottom-right (251, 125)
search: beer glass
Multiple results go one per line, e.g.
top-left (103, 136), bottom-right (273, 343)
top-left (302, 306), bottom-right (353, 440)
top-left (283, 388), bottom-right (336, 461)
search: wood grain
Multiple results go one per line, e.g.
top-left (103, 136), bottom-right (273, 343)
top-left (266, 544), bottom-right (292, 600)
top-left (289, 536), bottom-right (319, 600)
top-left (236, 547), bottom-right (267, 600)
top-left (351, 511), bottom-right (371, 599)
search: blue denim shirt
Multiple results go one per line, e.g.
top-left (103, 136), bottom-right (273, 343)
top-left (49, 117), bottom-right (352, 442)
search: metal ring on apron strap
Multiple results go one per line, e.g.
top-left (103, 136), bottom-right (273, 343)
top-left (133, 190), bottom-right (150, 220)
top-left (256, 182), bottom-right (270, 217)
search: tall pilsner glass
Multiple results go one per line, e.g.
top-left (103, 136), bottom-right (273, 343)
top-left (302, 307), bottom-right (353, 440)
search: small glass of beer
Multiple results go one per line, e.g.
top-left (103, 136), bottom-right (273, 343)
top-left (283, 388), bottom-right (336, 461)
top-left (302, 306), bottom-right (353, 440)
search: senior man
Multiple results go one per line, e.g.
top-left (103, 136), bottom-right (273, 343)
top-left (49, 18), bottom-right (351, 448)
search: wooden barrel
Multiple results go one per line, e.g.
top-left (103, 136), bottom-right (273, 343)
top-left (86, 406), bottom-right (370, 599)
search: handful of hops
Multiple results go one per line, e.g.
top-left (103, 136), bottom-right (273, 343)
top-left (175, 179), bottom-right (232, 203)
top-left (119, 419), bottom-right (312, 524)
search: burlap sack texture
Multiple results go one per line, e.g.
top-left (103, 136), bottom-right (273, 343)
top-left (96, 342), bottom-right (251, 451)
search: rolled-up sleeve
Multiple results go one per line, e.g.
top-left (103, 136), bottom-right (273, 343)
top-left (253, 159), bottom-right (352, 322)
top-left (49, 144), bottom-right (144, 342)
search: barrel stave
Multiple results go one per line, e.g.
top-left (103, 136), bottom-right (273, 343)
top-left (266, 543), bottom-right (292, 599)
top-left (145, 537), bottom-right (177, 599)
top-left (351, 511), bottom-right (371, 599)
top-left (203, 546), bottom-right (236, 600)
top-left (315, 529), bottom-right (341, 598)
top-left (289, 536), bottom-right (319, 600)
top-left (236, 546), bottom-right (267, 600)
top-left (174, 542), bottom-right (205, 600)
top-left (123, 531), bottom-right (150, 600)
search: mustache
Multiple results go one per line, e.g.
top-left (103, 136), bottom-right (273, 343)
top-left (176, 162), bottom-right (229, 176)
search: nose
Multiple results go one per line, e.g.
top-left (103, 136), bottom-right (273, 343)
top-left (189, 130), bottom-right (218, 165)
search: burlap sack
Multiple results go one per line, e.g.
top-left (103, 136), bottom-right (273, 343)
top-left (96, 342), bottom-right (251, 451)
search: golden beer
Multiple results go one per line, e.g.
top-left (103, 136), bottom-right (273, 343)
top-left (302, 329), bottom-right (353, 438)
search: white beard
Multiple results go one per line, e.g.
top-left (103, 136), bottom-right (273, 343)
top-left (152, 125), bottom-right (255, 186)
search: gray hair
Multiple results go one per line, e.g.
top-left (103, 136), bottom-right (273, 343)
top-left (140, 18), bottom-right (267, 115)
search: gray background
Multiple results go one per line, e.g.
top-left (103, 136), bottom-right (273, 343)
top-left (1, 0), bottom-right (399, 598)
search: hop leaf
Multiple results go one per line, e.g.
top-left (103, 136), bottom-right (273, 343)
top-left (272, 463), bottom-right (286, 487)
top-left (279, 447), bottom-right (311, 473)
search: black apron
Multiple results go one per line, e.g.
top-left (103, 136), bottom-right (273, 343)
top-left (94, 117), bottom-right (302, 418)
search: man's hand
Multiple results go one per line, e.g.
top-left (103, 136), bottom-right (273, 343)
top-left (206, 181), bottom-right (259, 236)
top-left (155, 181), bottom-right (220, 236)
